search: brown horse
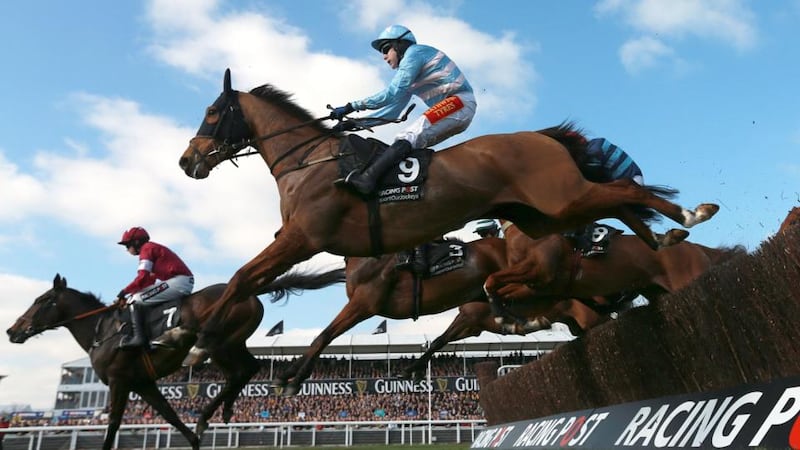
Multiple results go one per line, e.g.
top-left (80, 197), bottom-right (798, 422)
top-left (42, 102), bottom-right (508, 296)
top-left (177, 68), bottom-right (718, 364)
top-left (6, 270), bottom-right (343, 450)
top-left (271, 237), bottom-right (602, 393)
top-left (483, 222), bottom-right (747, 324)
top-left (404, 225), bottom-right (746, 376)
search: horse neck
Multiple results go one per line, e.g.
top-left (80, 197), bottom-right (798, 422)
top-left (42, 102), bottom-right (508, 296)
top-left (62, 292), bottom-right (108, 353)
top-left (241, 94), bottom-right (336, 178)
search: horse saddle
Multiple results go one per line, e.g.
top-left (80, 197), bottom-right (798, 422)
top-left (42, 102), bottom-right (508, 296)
top-left (338, 134), bottom-right (433, 204)
top-left (398, 240), bottom-right (468, 279)
top-left (117, 299), bottom-right (183, 342)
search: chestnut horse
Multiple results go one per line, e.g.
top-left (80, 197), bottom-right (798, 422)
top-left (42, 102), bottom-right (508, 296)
top-left (272, 237), bottom-right (603, 394)
top-left (178, 68), bottom-right (718, 364)
top-left (483, 222), bottom-right (746, 324)
top-left (402, 225), bottom-right (746, 377)
top-left (6, 270), bottom-right (343, 450)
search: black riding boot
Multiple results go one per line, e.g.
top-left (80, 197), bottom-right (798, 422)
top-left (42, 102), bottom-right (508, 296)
top-left (335, 139), bottom-right (413, 196)
top-left (120, 304), bottom-right (147, 349)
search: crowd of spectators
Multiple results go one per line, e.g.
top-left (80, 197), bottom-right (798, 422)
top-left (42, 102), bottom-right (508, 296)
top-left (9, 353), bottom-right (537, 427)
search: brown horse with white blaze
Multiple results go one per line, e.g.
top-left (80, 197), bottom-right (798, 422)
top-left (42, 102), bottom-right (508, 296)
top-left (177, 68), bottom-right (719, 364)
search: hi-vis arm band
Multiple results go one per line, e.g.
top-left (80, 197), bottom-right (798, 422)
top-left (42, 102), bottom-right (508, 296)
top-left (423, 96), bottom-right (464, 124)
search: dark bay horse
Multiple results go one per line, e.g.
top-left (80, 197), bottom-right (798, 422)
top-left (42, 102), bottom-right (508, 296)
top-left (7, 270), bottom-right (343, 450)
top-left (178, 68), bottom-right (718, 364)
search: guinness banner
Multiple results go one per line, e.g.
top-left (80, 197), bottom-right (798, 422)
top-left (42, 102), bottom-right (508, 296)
top-left (131, 376), bottom-right (479, 401)
top-left (471, 376), bottom-right (800, 449)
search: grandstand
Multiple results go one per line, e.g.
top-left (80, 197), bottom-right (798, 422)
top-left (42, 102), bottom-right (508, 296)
top-left (19, 328), bottom-right (574, 426)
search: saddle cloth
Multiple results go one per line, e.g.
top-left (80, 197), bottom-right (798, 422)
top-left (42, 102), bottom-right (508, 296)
top-left (117, 299), bottom-right (183, 340)
top-left (338, 134), bottom-right (433, 204)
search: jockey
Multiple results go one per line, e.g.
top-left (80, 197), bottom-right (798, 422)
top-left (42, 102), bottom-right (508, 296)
top-left (474, 219), bottom-right (501, 238)
top-left (330, 24), bottom-right (477, 197)
top-left (577, 137), bottom-right (644, 257)
top-left (116, 227), bottom-right (194, 348)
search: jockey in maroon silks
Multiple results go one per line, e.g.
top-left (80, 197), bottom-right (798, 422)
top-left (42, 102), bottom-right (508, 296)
top-left (117, 226), bottom-right (194, 348)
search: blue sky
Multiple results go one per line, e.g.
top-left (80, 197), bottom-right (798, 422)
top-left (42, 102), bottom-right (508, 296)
top-left (1, 0), bottom-right (799, 410)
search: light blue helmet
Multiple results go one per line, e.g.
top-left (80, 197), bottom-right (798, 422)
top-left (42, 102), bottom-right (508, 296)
top-left (371, 25), bottom-right (417, 51)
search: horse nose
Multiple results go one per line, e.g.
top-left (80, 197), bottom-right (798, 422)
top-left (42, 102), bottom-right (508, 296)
top-left (179, 156), bottom-right (189, 171)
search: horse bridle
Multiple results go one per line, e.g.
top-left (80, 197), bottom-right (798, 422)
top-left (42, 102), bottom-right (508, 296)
top-left (26, 290), bottom-right (113, 335)
top-left (189, 88), bottom-right (335, 179)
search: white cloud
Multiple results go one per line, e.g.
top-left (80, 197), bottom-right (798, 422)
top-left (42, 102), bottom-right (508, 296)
top-left (146, 0), bottom-right (537, 127)
top-left (597, 0), bottom-right (757, 73)
top-left (619, 36), bottom-right (676, 74)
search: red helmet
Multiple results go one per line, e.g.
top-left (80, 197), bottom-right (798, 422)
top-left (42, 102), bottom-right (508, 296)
top-left (118, 227), bottom-right (150, 246)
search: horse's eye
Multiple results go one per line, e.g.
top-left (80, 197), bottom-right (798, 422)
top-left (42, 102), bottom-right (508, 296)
top-left (207, 107), bottom-right (218, 117)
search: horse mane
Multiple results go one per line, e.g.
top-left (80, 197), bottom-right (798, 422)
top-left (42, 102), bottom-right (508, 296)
top-left (704, 244), bottom-right (748, 265)
top-left (72, 288), bottom-right (107, 308)
top-left (249, 84), bottom-right (332, 134)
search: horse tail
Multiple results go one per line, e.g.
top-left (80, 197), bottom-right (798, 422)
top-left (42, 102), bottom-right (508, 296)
top-left (536, 120), bottom-right (590, 165)
top-left (256, 267), bottom-right (346, 304)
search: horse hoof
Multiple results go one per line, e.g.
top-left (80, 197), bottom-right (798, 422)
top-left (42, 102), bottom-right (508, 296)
top-left (658, 229), bottom-right (690, 247)
top-left (182, 346), bottom-right (209, 366)
top-left (493, 316), bottom-right (504, 325)
top-left (683, 203), bottom-right (720, 227)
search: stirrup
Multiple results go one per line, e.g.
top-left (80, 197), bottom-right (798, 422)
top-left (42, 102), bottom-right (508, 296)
top-left (333, 170), bottom-right (358, 186)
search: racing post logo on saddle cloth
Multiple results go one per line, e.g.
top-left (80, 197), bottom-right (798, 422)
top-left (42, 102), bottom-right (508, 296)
top-left (426, 240), bottom-right (468, 278)
top-left (338, 135), bottom-right (433, 204)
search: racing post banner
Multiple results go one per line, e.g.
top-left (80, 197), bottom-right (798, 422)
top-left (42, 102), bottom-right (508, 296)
top-left (471, 376), bottom-right (800, 449)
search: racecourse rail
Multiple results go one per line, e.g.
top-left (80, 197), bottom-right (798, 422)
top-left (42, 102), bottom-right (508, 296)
top-left (1, 419), bottom-right (485, 449)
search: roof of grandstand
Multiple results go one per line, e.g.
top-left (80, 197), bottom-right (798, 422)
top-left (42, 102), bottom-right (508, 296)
top-left (245, 328), bottom-right (575, 357)
top-left (60, 328), bottom-right (575, 368)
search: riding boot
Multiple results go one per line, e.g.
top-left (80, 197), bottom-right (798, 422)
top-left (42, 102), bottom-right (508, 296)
top-left (395, 244), bottom-right (428, 275)
top-left (119, 304), bottom-right (147, 349)
top-left (334, 139), bottom-right (413, 196)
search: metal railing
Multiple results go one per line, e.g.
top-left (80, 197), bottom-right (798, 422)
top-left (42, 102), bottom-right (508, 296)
top-left (2, 419), bottom-right (487, 449)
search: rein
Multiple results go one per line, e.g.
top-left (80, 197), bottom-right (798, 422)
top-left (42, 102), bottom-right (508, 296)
top-left (47, 304), bottom-right (114, 330)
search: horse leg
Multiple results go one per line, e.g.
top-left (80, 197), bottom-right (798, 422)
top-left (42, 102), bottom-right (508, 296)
top-left (617, 206), bottom-right (689, 250)
top-left (185, 226), bottom-right (317, 366)
top-left (197, 346), bottom-right (260, 438)
top-left (280, 300), bottom-right (373, 396)
top-left (102, 382), bottom-right (129, 450)
top-left (400, 307), bottom-right (485, 382)
top-left (483, 258), bottom-right (552, 327)
top-left (136, 382), bottom-right (200, 450)
top-left (561, 180), bottom-right (718, 236)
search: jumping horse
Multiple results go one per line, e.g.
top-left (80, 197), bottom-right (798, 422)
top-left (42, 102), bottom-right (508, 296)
top-left (274, 220), bottom-right (741, 391)
top-left (6, 270), bottom-right (343, 450)
top-left (483, 222), bottom-right (746, 325)
top-left (402, 224), bottom-right (746, 378)
top-left (178, 68), bottom-right (719, 364)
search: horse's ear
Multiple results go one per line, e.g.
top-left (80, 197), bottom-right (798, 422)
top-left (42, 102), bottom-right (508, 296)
top-left (53, 274), bottom-right (67, 290)
top-left (224, 68), bottom-right (232, 94)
